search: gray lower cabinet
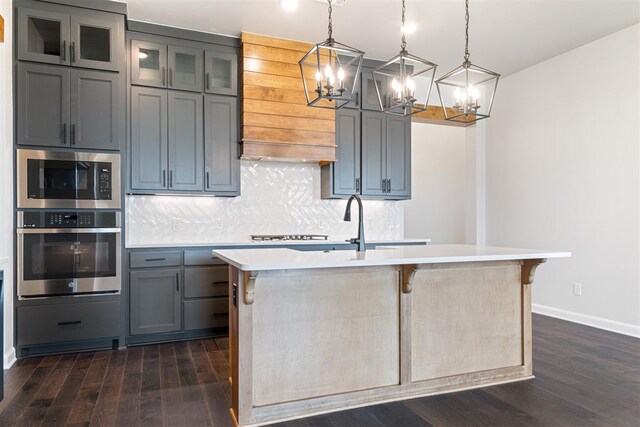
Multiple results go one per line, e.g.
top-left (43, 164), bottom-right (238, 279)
top-left (204, 95), bottom-right (239, 194)
top-left (168, 91), bottom-right (203, 190)
top-left (130, 268), bottom-right (182, 335)
top-left (184, 298), bottom-right (228, 330)
top-left (17, 62), bottom-right (122, 150)
top-left (130, 86), bottom-right (168, 190)
top-left (17, 300), bottom-right (120, 346)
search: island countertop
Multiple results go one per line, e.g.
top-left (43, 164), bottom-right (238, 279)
top-left (213, 244), bottom-right (571, 271)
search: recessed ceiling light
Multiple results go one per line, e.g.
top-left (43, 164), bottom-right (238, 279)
top-left (401, 22), bottom-right (416, 34)
top-left (280, 0), bottom-right (299, 12)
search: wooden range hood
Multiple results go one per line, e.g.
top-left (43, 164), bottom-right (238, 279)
top-left (240, 33), bottom-right (337, 164)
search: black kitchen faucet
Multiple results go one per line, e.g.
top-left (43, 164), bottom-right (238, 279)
top-left (344, 194), bottom-right (366, 252)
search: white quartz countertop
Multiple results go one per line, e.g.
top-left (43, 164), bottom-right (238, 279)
top-left (213, 244), bottom-right (571, 271)
top-left (126, 238), bottom-right (430, 249)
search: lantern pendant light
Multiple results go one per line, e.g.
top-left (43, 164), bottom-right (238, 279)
top-left (299, 0), bottom-right (365, 109)
top-left (435, 0), bottom-right (500, 124)
top-left (372, 0), bottom-right (438, 116)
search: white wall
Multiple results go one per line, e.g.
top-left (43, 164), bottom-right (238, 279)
top-left (404, 123), bottom-right (467, 243)
top-left (0, 1), bottom-right (15, 367)
top-left (485, 24), bottom-right (640, 336)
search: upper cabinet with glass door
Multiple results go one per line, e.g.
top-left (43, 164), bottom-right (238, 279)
top-left (131, 40), bottom-right (203, 93)
top-left (17, 6), bottom-right (123, 72)
top-left (204, 48), bottom-right (237, 96)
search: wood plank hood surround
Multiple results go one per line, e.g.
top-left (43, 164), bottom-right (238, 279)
top-left (240, 33), bottom-right (337, 163)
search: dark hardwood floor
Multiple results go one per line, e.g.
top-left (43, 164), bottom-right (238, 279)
top-left (1, 314), bottom-right (638, 426)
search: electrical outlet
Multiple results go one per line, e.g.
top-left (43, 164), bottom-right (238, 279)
top-left (573, 283), bottom-right (582, 296)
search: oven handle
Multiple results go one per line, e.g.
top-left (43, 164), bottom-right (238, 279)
top-left (16, 228), bottom-right (122, 234)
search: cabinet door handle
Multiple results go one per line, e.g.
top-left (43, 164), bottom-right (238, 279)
top-left (71, 124), bottom-right (76, 145)
top-left (355, 177), bottom-right (360, 192)
top-left (62, 123), bottom-right (67, 144)
top-left (169, 68), bottom-right (173, 87)
top-left (205, 72), bottom-right (210, 90)
top-left (381, 178), bottom-right (386, 193)
top-left (387, 179), bottom-right (391, 193)
top-left (58, 320), bottom-right (81, 326)
top-left (169, 170), bottom-right (173, 188)
top-left (70, 41), bottom-right (76, 63)
top-left (206, 171), bottom-right (210, 189)
top-left (145, 258), bottom-right (166, 262)
top-left (211, 281), bottom-right (227, 286)
top-left (62, 40), bottom-right (66, 61)
top-left (176, 272), bottom-right (180, 292)
top-left (162, 67), bottom-right (166, 86)
top-left (162, 170), bottom-right (167, 187)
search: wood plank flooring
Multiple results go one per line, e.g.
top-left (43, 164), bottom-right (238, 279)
top-left (0, 314), bottom-right (638, 426)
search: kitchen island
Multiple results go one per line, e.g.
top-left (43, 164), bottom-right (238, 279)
top-left (213, 244), bottom-right (570, 426)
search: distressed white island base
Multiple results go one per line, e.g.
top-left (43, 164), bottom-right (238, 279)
top-left (213, 245), bottom-right (570, 427)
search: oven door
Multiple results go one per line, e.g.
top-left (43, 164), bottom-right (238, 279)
top-left (17, 149), bottom-right (121, 209)
top-left (17, 228), bottom-right (121, 299)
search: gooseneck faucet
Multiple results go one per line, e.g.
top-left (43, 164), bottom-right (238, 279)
top-left (344, 194), bottom-right (366, 252)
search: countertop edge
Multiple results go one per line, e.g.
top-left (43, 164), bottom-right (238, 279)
top-left (125, 239), bottom-right (431, 249)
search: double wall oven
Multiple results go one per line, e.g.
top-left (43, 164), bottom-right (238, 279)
top-left (16, 149), bottom-right (122, 299)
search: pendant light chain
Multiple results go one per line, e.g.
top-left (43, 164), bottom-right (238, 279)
top-left (401, 0), bottom-right (407, 51)
top-left (327, 0), bottom-right (333, 41)
top-left (464, 0), bottom-right (470, 63)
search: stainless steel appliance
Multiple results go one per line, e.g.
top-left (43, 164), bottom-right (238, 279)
top-left (16, 211), bottom-right (121, 299)
top-left (17, 149), bottom-right (121, 209)
top-left (250, 234), bottom-right (329, 241)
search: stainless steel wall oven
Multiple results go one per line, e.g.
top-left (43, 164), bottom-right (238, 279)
top-left (17, 149), bottom-right (121, 209)
top-left (17, 211), bottom-right (121, 299)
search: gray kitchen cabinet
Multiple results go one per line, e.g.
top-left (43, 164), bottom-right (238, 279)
top-left (131, 40), bottom-right (203, 92)
top-left (131, 86), bottom-right (168, 190)
top-left (168, 45), bottom-right (203, 92)
top-left (361, 67), bottom-right (389, 111)
top-left (204, 95), bottom-right (240, 194)
top-left (184, 298), bottom-right (229, 330)
top-left (131, 40), bottom-right (167, 88)
top-left (321, 108), bottom-right (361, 198)
top-left (168, 91), bottom-right (204, 190)
top-left (17, 5), bottom-right (123, 72)
top-left (17, 62), bottom-right (70, 148)
top-left (17, 7), bottom-right (71, 66)
top-left (130, 269), bottom-right (182, 335)
top-left (361, 111), bottom-right (387, 196)
top-left (70, 69), bottom-right (122, 150)
top-left (204, 48), bottom-right (238, 96)
top-left (386, 115), bottom-right (412, 198)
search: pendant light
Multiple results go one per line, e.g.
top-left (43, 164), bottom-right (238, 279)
top-left (371, 0), bottom-right (437, 116)
top-left (435, 0), bottom-right (500, 124)
top-left (299, 0), bottom-right (365, 109)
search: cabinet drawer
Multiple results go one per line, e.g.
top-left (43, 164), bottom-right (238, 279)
top-left (17, 301), bottom-right (119, 346)
top-left (130, 251), bottom-right (181, 268)
top-left (184, 298), bottom-right (229, 330)
top-left (184, 250), bottom-right (226, 266)
top-left (184, 267), bottom-right (229, 298)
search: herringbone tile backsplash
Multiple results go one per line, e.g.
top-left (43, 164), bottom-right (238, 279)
top-left (126, 161), bottom-right (404, 247)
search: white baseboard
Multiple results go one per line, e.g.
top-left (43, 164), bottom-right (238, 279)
top-left (533, 303), bottom-right (640, 338)
top-left (4, 346), bottom-right (16, 370)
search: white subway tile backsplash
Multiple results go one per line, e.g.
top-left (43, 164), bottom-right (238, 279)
top-left (126, 161), bottom-right (403, 246)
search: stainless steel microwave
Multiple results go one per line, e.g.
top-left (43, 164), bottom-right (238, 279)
top-left (17, 149), bottom-right (121, 209)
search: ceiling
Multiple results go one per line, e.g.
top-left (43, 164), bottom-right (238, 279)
top-left (124, 0), bottom-right (640, 77)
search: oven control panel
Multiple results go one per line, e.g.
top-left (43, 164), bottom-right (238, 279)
top-left (98, 163), bottom-right (112, 200)
top-left (19, 211), bottom-right (120, 228)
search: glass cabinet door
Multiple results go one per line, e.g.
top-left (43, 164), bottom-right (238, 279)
top-left (131, 40), bottom-right (167, 88)
top-left (17, 8), bottom-right (71, 65)
top-left (70, 13), bottom-right (122, 72)
top-left (204, 50), bottom-right (237, 96)
top-left (168, 45), bottom-right (203, 92)
top-left (361, 68), bottom-right (387, 111)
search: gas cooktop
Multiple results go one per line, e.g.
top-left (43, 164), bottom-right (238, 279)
top-left (250, 234), bottom-right (329, 242)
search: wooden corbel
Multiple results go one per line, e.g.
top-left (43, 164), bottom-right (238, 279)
top-left (401, 264), bottom-right (419, 293)
top-left (243, 272), bottom-right (258, 304)
top-left (521, 259), bottom-right (547, 285)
